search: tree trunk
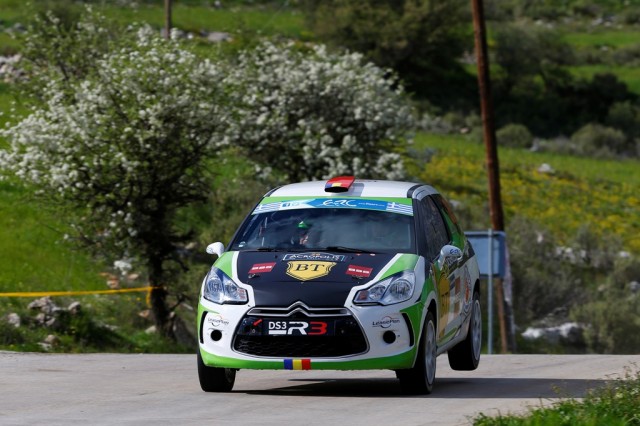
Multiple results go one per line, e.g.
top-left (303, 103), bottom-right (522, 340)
top-left (147, 254), bottom-right (196, 349)
top-left (148, 257), bottom-right (174, 339)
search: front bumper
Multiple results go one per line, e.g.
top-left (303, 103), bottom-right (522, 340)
top-left (197, 299), bottom-right (423, 371)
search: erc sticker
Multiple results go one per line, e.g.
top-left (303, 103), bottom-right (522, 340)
top-left (286, 261), bottom-right (336, 281)
top-left (249, 262), bottom-right (276, 274)
top-left (346, 265), bottom-right (373, 278)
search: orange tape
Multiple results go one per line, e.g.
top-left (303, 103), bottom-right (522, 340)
top-left (0, 287), bottom-right (156, 297)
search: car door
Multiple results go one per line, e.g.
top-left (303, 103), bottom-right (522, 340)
top-left (417, 196), bottom-right (464, 346)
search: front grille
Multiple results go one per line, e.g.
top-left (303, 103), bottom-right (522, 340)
top-left (234, 333), bottom-right (367, 357)
top-left (247, 302), bottom-right (350, 317)
top-left (232, 304), bottom-right (368, 357)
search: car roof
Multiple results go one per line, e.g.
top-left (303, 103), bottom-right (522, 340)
top-left (267, 178), bottom-right (439, 199)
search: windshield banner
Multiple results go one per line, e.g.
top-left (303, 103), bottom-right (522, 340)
top-left (253, 198), bottom-right (413, 216)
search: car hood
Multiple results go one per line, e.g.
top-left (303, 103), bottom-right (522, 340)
top-left (235, 251), bottom-right (397, 307)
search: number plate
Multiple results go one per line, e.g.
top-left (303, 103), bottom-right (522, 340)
top-left (264, 319), bottom-right (333, 336)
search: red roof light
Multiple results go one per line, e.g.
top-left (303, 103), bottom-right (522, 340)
top-left (325, 176), bottom-right (355, 193)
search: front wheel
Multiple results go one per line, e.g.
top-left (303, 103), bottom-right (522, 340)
top-left (447, 290), bottom-right (481, 371)
top-left (396, 311), bottom-right (436, 394)
top-left (197, 350), bottom-right (236, 392)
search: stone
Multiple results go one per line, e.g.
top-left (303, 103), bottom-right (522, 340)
top-left (68, 301), bottom-right (82, 314)
top-left (7, 313), bottom-right (20, 328)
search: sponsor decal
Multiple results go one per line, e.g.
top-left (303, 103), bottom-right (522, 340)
top-left (284, 359), bottom-right (311, 370)
top-left (463, 266), bottom-right (472, 314)
top-left (253, 198), bottom-right (413, 215)
top-left (346, 264), bottom-right (373, 278)
top-left (452, 276), bottom-right (462, 313)
top-left (207, 314), bottom-right (230, 328)
top-left (435, 264), bottom-right (452, 338)
top-left (267, 320), bottom-right (328, 335)
top-left (372, 316), bottom-right (401, 329)
top-left (286, 261), bottom-right (336, 281)
top-left (283, 252), bottom-right (345, 262)
top-left (320, 199), bottom-right (357, 207)
top-left (249, 262), bottom-right (276, 274)
top-left (279, 199), bottom-right (314, 209)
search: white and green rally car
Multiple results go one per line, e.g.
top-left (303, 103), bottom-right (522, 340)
top-left (197, 176), bottom-right (481, 394)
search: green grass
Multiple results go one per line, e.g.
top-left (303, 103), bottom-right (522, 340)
top-left (413, 133), bottom-right (640, 253)
top-left (474, 368), bottom-right (640, 425)
top-left (569, 64), bottom-right (640, 94)
top-left (0, 181), bottom-right (108, 293)
top-left (0, 179), bottom-right (190, 353)
top-left (561, 29), bottom-right (640, 49)
top-left (98, 3), bottom-right (306, 38)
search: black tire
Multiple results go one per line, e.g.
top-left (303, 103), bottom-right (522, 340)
top-left (396, 311), bottom-right (437, 394)
top-left (197, 350), bottom-right (236, 392)
top-left (447, 290), bottom-right (481, 371)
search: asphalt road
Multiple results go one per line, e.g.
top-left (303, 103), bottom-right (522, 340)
top-left (1, 352), bottom-right (639, 426)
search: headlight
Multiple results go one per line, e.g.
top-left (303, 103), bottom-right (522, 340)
top-left (354, 271), bottom-right (415, 305)
top-left (203, 267), bottom-right (248, 305)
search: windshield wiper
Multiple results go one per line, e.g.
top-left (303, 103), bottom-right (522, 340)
top-left (323, 246), bottom-right (372, 253)
top-left (254, 247), bottom-right (280, 252)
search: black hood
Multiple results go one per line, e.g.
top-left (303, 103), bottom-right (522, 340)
top-left (236, 251), bottom-right (395, 307)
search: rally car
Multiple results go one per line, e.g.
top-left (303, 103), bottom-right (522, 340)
top-left (197, 176), bottom-right (481, 394)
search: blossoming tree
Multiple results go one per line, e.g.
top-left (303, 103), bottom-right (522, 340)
top-left (226, 41), bottom-right (415, 182)
top-left (1, 12), bottom-right (416, 345)
top-left (0, 27), bottom-right (228, 342)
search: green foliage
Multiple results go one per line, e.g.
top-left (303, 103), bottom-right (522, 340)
top-left (0, 295), bottom-right (194, 353)
top-left (570, 123), bottom-right (629, 157)
top-left (474, 368), bottom-right (640, 425)
top-left (304, 0), bottom-right (475, 109)
top-left (16, 5), bottom-right (123, 99)
top-left (497, 124), bottom-right (534, 149)
top-left (506, 216), bottom-right (584, 326)
top-left (606, 101), bottom-right (640, 141)
top-left (487, 0), bottom-right (640, 20)
top-left (491, 22), bottom-right (637, 139)
top-left (571, 255), bottom-right (640, 354)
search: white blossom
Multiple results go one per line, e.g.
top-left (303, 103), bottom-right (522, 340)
top-left (225, 41), bottom-right (415, 182)
top-left (0, 26), bottom-right (228, 255)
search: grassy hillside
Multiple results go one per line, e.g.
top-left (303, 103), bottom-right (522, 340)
top-left (561, 27), bottom-right (640, 94)
top-left (413, 134), bottom-right (640, 254)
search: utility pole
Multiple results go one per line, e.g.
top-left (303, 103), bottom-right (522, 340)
top-left (164, 0), bottom-right (173, 39)
top-left (470, 0), bottom-right (509, 354)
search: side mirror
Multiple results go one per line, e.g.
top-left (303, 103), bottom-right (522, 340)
top-left (206, 242), bottom-right (225, 257)
top-left (437, 244), bottom-right (463, 269)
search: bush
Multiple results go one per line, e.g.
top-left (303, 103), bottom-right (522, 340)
top-left (621, 6), bottom-right (640, 24)
top-left (612, 44), bottom-right (640, 67)
top-left (570, 123), bottom-right (628, 157)
top-left (506, 216), bottom-right (584, 326)
top-left (571, 286), bottom-right (640, 354)
top-left (497, 123), bottom-right (534, 149)
top-left (303, 0), bottom-right (475, 109)
top-left (606, 101), bottom-right (640, 142)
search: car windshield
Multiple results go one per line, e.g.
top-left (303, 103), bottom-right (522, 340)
top-left (229, 200), bottom-right (416, 254)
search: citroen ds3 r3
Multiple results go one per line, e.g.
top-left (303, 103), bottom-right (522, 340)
top-left (197, 176), bottom-right (481, 394)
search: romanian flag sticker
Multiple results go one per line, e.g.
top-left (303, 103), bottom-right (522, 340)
top-left (284, 359), bottom-right (312, 370)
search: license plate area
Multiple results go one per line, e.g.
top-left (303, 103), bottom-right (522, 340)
top-left (264, 319), bottom-right (334, 336)
top-left (236, 316), bottom-right (337, 336)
